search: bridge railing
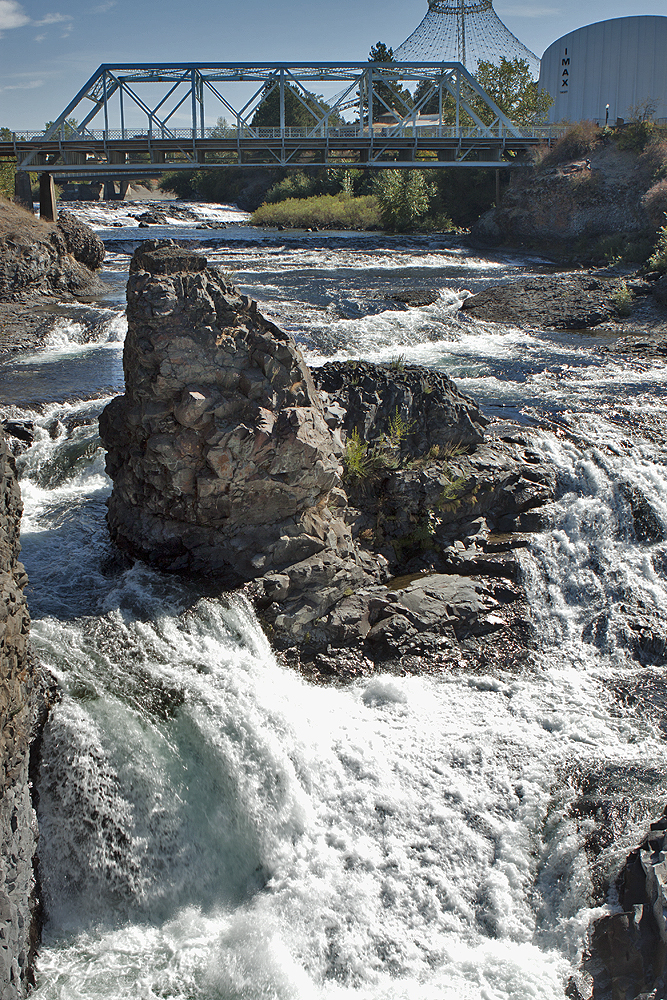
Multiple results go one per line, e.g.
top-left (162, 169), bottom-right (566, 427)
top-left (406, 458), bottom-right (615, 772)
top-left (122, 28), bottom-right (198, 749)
top-left (11, 124), bottom-right (571, 143)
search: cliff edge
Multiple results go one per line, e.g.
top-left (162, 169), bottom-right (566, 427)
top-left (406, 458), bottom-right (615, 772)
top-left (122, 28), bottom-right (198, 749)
top-left (0, 433), bottom-right (39, 999)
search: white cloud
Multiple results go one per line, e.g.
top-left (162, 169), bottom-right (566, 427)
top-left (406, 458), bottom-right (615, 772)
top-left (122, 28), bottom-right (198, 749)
top-left (0, 79), bottom-right (43, 94)
top-left (0, 0), bottom-right (29, 37)
top-left (34, 12), bottom-right (73, 25)
top-left (34, 32), bottom-right (45, 41)
top-left (93, 1), bottom-right (116, 11)
top-left (60, 23), bottom-right (72, 36)
top-left (497, 4), bottom-right (560, 16)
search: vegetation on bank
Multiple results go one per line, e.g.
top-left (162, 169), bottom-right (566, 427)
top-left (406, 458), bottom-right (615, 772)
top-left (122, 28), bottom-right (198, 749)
top-left (252, 193), bottom-right (380, 230)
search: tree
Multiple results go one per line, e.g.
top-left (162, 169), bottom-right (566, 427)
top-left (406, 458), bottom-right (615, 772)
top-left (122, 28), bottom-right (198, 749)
top-left (44, 117), bottom-right (80, 137)
top-left (373, 170), bottom-right (433, 231)
top-left (0, 128), bottom-right (15, 201)
top-left (367, 41), bottom-right (413, 123)
top-left (251, 83), bottom-right (331, 129)
top-left (413, 58), bottom-right (552, 127)
top-left (474, 58), bottom-right (552, 126)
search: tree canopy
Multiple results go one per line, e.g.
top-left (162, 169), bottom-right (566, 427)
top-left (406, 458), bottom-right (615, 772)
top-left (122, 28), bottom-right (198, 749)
top-left (367, 41), bottom-right (413, 123)
top-left (251, 83), bottom-right (337, 129)
top-left (412, 58), bottom-right (552, 126)
top-left (474, 58), bottom-right (553, 125)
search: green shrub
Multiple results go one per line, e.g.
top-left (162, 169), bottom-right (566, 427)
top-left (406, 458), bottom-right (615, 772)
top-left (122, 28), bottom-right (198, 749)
top-left (648, 224), bottom-right (667, 273)
top-left (616, 122), bottom-right (655, 153)
top-left (373, 170), bottom-right (433, 232)
top-left (342, 430), bottom-right (395, 484)
top-left (642, 179), bottom-right (667, 227)
top-left (252, 193), bottom-right (380, 229)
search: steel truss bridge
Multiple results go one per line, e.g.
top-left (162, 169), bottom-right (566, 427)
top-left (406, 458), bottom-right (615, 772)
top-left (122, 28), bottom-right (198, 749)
top-left (1, 61), bottom-right (565, 180)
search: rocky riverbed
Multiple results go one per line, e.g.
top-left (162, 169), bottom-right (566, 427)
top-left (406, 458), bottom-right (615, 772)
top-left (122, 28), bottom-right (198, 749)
top-left (3, 200), bottom-right (667, 1000)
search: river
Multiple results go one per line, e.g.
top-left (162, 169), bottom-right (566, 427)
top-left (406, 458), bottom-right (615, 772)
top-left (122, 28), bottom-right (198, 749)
top-left (3, 201), bottom-right (667, 1000)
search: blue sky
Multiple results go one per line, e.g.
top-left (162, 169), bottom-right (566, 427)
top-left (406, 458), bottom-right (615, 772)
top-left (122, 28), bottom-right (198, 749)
top-left (1, 0), bottom-right (666, 127)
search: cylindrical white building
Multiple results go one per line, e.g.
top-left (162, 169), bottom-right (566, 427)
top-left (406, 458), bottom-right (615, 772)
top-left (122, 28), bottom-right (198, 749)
top-left (539, 16), bottom-right (667, 124)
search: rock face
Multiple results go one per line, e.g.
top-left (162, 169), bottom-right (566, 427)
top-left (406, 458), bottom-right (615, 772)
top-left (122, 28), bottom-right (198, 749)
top-left (100, 243), bottom-right (558, 669)
top-left (0, 434), bottom-right (38, 998)
top-left (0, 200), bottom-right (105, 305)
top-left (473, 145), bottom-right (652, 248)
top-left (99, 241), bottom-right (363, 584)
top-left (56, 210), bottom-right (105, 271)
top-left (583, 808), bottom-right (667, 1000)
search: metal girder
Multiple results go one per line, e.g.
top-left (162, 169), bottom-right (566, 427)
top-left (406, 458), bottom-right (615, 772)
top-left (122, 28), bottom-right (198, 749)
top-left (8, 61), bottom-right (557, 175)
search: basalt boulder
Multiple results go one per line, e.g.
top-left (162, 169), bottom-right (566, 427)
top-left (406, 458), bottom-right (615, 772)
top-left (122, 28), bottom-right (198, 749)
top-left (56, 210), bottom-right (105, 271)
top-left (99, 241), bottom-right (368, 584)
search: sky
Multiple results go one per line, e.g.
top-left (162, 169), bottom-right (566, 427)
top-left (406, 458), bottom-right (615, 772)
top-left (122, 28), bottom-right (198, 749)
top-left (1, 0), bottom-right (666, 128)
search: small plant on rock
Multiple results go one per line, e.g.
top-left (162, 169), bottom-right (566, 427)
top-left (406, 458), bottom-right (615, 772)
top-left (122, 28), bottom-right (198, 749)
top-left (611, 281), bottom-right (634, 317)
top-left (385, 408), bottom-right (414, 449)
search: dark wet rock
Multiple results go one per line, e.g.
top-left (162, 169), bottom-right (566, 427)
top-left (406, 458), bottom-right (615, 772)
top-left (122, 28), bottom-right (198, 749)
top-left (134, 210), bottom-right (168, 225)
top-left (1, 421), bottom-right (34, 446)
top-left (389, 289), bottom-right (440, 307)
top-left (99, 240), bottom-right (383, 600)
top-left (584, 805), bottom-right (667, 1000)
top-left (313, 360), bottom-right (487, 455)
top-left (459, 273), bottom-right (626, 330)
top-left (56, 210), bottom-right (105, 270)
top-left (619, 482), bottom-right (664, 542)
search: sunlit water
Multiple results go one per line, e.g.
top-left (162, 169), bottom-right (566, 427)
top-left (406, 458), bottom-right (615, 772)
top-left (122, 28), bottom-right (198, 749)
top-left (2, 201), bottom-right (667, 999)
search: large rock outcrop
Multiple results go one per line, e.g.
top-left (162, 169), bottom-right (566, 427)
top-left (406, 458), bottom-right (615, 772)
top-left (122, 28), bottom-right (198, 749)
top-left (0, 434), bottom-right (38, 999)
top-left (100, 243), bottom-right (558, 669)
top-left (0, 200), bottom-right (104, 303)
top-left (99, 241), bottom-right (365, 584)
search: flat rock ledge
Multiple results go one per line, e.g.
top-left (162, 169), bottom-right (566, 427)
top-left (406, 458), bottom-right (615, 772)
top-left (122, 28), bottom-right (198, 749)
top-left (99, 241), bottom-right (561, 679)
top-left (460, 272), bottom-right (628, 330)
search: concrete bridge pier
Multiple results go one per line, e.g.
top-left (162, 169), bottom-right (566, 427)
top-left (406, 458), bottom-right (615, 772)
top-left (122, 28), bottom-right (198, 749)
top-left (39, 173), bottom-right (57, 221)
top-left (13, 172), bottom-right (33, 213)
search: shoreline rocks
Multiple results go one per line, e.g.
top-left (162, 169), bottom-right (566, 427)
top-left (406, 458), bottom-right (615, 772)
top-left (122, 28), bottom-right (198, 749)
top-left (0, 200), bottom-right (107, 352)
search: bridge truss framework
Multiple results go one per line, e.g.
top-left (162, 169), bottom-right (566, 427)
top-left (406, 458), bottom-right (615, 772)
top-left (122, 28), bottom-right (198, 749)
top-left (1, 61), bottom-right (564, 179)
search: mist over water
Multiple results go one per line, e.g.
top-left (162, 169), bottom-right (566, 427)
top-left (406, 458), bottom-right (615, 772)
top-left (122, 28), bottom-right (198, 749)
top-left (3, 202), bottom-right (667, 999)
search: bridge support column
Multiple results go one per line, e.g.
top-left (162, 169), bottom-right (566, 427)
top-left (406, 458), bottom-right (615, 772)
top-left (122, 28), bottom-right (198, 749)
top-left (119, 180), bottom-right (130, 200)
top-left (14, 172), bottom-right (33, 212)
top-left (39, 173), bottom-right (57, 222)
top-left (103, 180), bottom-right (117, 200)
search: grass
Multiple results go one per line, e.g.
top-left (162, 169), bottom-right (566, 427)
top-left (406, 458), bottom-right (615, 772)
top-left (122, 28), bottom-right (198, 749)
top-left (342, 430), bottom-right (396, 485)
top-left (252, 193), bottom-right (380, 230)
top-left (0, 196), bottom-right (54, 243)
